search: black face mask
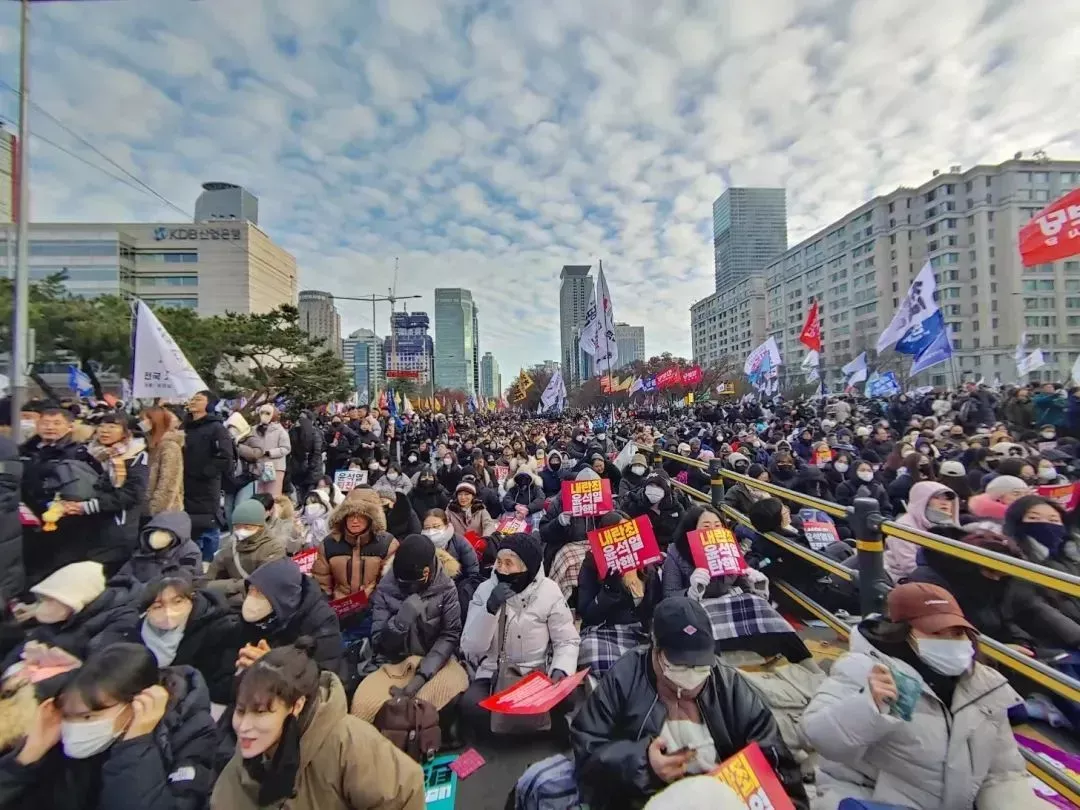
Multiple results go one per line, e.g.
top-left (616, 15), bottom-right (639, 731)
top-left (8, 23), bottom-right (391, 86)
top-left (496, 569), bottom-right (532, 593)
top-left (400, 577), bottom-right (428, 595)
top-left (549, 460), bottom-right (561, 469)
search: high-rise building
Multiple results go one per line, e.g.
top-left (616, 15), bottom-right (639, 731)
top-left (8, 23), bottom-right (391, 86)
top-left (0, 126), bottom-right (15, 224)
top-left (480, 352), bottom-right (501, 399)
top-left (614, 323), bottom-right (646, 368)
top-left (298, 290), bottom-right (342, 357)
top-left (691, 277), bottom-right (767, 368)
top-left (194, 181), bottom-right (259, 225)
top-left (472, 305), bottom-right (481, 396)
top-left (713, 188), bottom-right (788, 291)
top-left (386, 312), bottom-right (434, 389)
top-left (341, 328), bottom-right (384, 402)
top-left (559, 265), bottom-right (593, 387)
top-left (434, 288), bottom-right (477, 393)
top-left (758, 156), bottom-right (1080, 388)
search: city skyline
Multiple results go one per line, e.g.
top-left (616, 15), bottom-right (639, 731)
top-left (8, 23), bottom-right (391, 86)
top-left (2, 1), bottom-right (1078, 375)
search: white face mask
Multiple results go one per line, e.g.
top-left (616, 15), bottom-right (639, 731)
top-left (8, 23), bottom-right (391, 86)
top-left (856, 470), bottom-right (874, 483)
top-left (258, 411), bottom-right (272, 424)
top-left (408, 455), bottom-right (418, 463)
top-left (630, 465), bottom-right (646, 476)
top-left (242, 592), bottom-right (274, 623)
top-left (644, 485), bottom-right (665, 505)
top-left (147, 530), bottom-right (173, 551)
top-left (597, 433), bottom-right (606, 440)
top-left (234, 528), bottom-right (258, 541)
top-left (660, 659), bottom-right (711, 692)
top-left (913, 636), bottom-right (974, 676)
top-left (138, 420), bottom-right (151, 434)
top-left (834, 462), bottom-right (849, 474)
top-left (304, 502), bottom-right (326, 517)
top-left (443, 458), bottom-right (453, 466)
top-left (20, 418), bottom-right (37, 436)
top-left (387, 472), bottom-right (399, 482)
top-left (1042, 431), bottom-right (1056, 440)
top-left (62, 712), bottom-right (124, 759)
top-left (422, 526), bottom-right (454, 549)
top-left (1039, 467), bottom-right (1058, 482)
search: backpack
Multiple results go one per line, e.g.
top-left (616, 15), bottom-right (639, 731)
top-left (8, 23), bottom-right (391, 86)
top-left (512, 754), bottom-right (584, 810)
top-left (373, 695), bottom-right (441, 762)
top-left (40, 459), bottom-right (100, 503)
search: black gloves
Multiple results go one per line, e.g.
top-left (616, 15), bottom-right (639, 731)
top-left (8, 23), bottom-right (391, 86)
top-left (486, 582), bottom-right (515, 615)
top-left (549, 669), bottom-right (568, 684)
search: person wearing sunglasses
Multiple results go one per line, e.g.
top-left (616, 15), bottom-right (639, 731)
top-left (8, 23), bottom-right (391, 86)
top-left (885, 482), bottom-right (960, 583)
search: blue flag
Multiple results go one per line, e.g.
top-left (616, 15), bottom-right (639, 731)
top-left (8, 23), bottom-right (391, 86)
top-left (910, 326), bottom-right (954, 375)
top-left (895, 310), bottom-right (945, 357)
top-left (866, 371), bottom-right (902, 398)
top-left (68, 365), bottom-right (93, 398)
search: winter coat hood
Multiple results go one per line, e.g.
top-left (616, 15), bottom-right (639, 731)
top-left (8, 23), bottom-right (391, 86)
top-left (329, 488), bottom-right (388, 537)
top-left (897, 481), bottom-right (956, 530)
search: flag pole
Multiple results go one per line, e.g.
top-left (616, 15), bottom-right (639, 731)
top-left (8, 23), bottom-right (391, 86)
top-left (816, 298), bottom-right (826, 414)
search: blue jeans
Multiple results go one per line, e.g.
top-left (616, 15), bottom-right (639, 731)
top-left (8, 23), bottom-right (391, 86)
top-left (197, 526), bottom-right (221, 562)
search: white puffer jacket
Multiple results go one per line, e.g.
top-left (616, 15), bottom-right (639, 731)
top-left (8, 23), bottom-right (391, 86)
top-left (800, 625), bottom-right (1038, 810)
top-left (461, 567), bottom-right (580, 681)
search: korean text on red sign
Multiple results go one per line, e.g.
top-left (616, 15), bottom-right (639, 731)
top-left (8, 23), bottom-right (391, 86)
top-left (1019, 188), bottom-right (1080, 267)
top-left (587, 515), bottom-right (662, 578)
top-left (688, 526), bottom-right (747, 577)
top-left (561, 478), bottom-right (613, 518)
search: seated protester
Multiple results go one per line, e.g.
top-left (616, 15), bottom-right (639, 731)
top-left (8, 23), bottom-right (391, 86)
top-left (206, 499), bottom-right (287, 608)
top-left (1003, 495), bottom-right (1080, 630)
top-left (834, 459), bottom-right (893, 516)
top-left (1, 642), bottom-right (217, 810)
top-left (722, 455), bottom-right (759, 516)
top-left (297, 487), bottom-right (332, 549)
top-left (800, 583), bottom-right (1034, 810)
top-left (462, 471), bottom-right (503, 522)
top-left (116, 510), bottom-right (202, 585)
top-left (459, 534), bottom-right (580, 738)
top-left (374, 477), bottom-right (422, 540)
top-left (421, 509), bottom-right (481, 602)
top-left (250, 493), bottom-right (304, 555)
top-left (350, 535), bottom-right (468, 725)
top-left (936, 459), bottom-right (972, 511)
top-left (586, 450), bottom-right (622, 495)
top-left (5, 561), bottom-right (139, 671)
top-left (793, 464), bottom-right (834, 503)
top-left (1036, 454), bottom-right (1069, 486)
top-left (662, 506), bottom-right (731, 599)
top-left (623, 473), bottom-right (686, 550)
top-left (61, 412), bottom-right (150, 578)
top-left (310, 474), bottom-right (345, 509)
top-left (618, 452), bottom-right (650, 500)
top-left (312, 488), bottom-right (398, 601)
top-left (823, 450), bottom-right (853, 491)
top-left (501, 468), bottom-right (546, 516)
top-left (886, 453), bottom-right (934, 512)
top-left (132, 573), bottom-right (242, 706)
top-left (212, 640), bottom-right (424, 810)
top-left (886, 482), bottom-right (959, 583)
top-left (540, 450), bottom-right (565, 496)
top-left (570, 597), bottom-right (808, 810)
top-left (577, 511), bottom-right (661, 677)
top-left (768, 449), bottom-right (800, 486)
top-left (436, 449), bottom-right (464, 494)
top-left (967, 475), bottom-right (1031, 523)
top-left (538, 468), bottom-right (595, 572)
top-left (238, 559), bottom-right (345, 681)
top-left (409, 466), bottom-right (449, 521)
top-left (446, 481), bottom-right (497, 537)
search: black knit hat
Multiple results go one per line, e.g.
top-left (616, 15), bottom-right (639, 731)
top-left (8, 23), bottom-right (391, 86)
top-left (394, 534), bottom-right (436, 582)
top-left (498, 533), bottom-right (542, 580)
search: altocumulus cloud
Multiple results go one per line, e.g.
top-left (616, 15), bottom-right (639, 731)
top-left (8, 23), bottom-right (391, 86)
top-left (0, 0), bottom-right (1076, 374)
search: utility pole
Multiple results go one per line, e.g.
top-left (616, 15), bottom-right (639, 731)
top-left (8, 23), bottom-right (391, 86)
top-left (10, 0), bottom-right (31, 442)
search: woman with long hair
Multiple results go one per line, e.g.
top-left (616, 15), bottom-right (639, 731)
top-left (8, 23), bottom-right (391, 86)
top-left (139, 406), bottom-right (185, 516)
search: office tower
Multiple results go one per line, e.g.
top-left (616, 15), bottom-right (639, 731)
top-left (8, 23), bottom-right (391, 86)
top-left (614, 323), bottom-right (645, 368)
top-left (342, 328), bottom-right (384, 401)
top-left (385, 312), bottom-right (435, 389)
top-left (472, 305), bottom-right (481, 396)
top-left (433, 288), bottom-right (477, 393)
top-left (480, 352), bottom-right (501, 399)
top-left (194, 181), bottom-right (259, 224)
top-left (298, 290), bottom-right (342, 357)
top-left (559, 265), bottom-right (593, 387)
top-left (713, 187), bottom-right (788, 291)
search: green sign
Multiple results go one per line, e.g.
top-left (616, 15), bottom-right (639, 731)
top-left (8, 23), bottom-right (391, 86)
top-left (424, 754), bottom-right (458, 809)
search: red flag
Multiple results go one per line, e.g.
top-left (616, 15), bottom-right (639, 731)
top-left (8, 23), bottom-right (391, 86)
top-left (1019, 188), bottom-right (1080, 267)
top-left (799, 300), bottom-right (822, 352)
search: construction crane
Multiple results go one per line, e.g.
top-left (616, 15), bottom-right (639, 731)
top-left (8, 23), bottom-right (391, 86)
top-left (329, 258), bottom-right (422, 336)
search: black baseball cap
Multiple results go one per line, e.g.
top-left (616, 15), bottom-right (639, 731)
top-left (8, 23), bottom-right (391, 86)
top-left (653, 597), bottom-right (714, 667)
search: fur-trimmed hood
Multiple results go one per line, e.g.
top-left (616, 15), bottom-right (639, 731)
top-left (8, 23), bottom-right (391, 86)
top-left (329, 487), bottom-right (388, 537)
top-left (381, 546), bottom-right (462, 580)
top-left (509, 465), bottom-right (543, 488)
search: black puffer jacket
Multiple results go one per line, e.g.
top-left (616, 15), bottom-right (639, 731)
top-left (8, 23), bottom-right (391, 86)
top-left (182, 412), bottom-right (234, 533)
top-left (622, 476), bottom-right (686, 550)
top-left (570, 647), bottom-right (808, 810)
top-left (117, 510), bottom-right (202, 585)
top-left (370, 550), bottom-right (462, 680)
top-left (576, 553), bottom-right (660, 629)
top-left (408, 474), bottom-right (450, 521)
top-left (0, 665), bottom-right (219, 810)
top-left (0, 438), bottom-right (24, 604)
top-left (129, 589), bottom-right (243, 705)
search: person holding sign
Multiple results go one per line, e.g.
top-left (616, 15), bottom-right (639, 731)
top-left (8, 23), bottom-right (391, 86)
top-left (801, 583), bottom-right (1033, 810)
top-left (623, 473), bottom-right (686, 550)
top-left (662, 506), bottom-right (738, 600)
top-left (570, 597), bottom-right (807, 810)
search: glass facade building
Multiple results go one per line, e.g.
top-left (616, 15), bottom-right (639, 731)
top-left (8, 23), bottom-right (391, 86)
top-left (713, 188), bottom-right (788, 292)
top-left (434, 288), bottom-right (477, 394)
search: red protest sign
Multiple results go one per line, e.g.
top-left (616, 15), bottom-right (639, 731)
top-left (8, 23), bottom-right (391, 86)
top-left (711, 742), bottom-right (796, 810)
top-left (478, 669), bottom-right (589, 715)
top-left (1037, 481), bottom-right (1080, 512)
top-left (496, 514), bottom-right (531, 534)
top-left (329, 590), bottom-right (369, 619)
top-left (292, 547), bottom-right (318, 574)
top-left (1019, 188), bottom-right (1080, 267)
top-left (494, 465), bottom-right (510, 485)
top-left (587, 515), bottom-right (662, 578)
top-left (561, 478), bottom-right (613, 517)
top-left (681, 365), bottom-right (704, 388)
top-left (798, 509), bottom-right (840, 552)
top-left (688, 526), bottom-right (747, 577)
top-left (812, 446), bottom-right (833, 466)
top-left (655, 368), bottom-right (680, 389)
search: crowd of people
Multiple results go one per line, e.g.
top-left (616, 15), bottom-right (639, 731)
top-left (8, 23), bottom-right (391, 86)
top-left (0, 381), bottom-right (1073, 809)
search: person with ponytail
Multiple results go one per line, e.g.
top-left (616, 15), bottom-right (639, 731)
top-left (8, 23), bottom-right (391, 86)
top-left (212, 638), bottom-right (424, 810)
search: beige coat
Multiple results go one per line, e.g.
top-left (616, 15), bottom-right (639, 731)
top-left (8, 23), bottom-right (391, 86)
top-left (212, 672), bottom-right (425, 810)
top-left (146, 430), bottom-right (185, 515)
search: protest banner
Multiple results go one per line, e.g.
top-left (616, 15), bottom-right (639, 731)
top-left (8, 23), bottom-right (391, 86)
top-left (494, 465), bottom-right (510, 485)
top-left (1037, 481), bottom-right (1080, 511)
top-left (681, 365), bottom-right (704, 387)
top-left (799, 509), bottom-right (841, 552)
top-left (561, 478), bottom-right (614, 518)
top-left (495, 514), bottom-right (531, 534)
top-left (291, 547), bottom-right (318, 574)
top-left (1015, 734), bottom-right (1080, 809)
top-left (423, 754), bottom-right (459, 810)
top-left (1019, 187), bottom-right (1080, 267)
top-left (687, 526), bottom-right (748, 577)
top-left (655, 367), bottom-right (680, 389)
top-left (334, 469), bottom-right (368, 492)
top-left (587, 515), bottom-right (662, 578)
top-left (329, 590), bottom-right (368, 619)
top-left (711, 742), bottom-right (796, 810)
top-left (478, 669), bottom-right (590, 715)
top-left (812, 446), bottom-right (833, 465)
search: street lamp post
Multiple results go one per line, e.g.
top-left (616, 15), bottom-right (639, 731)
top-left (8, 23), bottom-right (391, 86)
top-left (9, 0), bottom-right (30, 442)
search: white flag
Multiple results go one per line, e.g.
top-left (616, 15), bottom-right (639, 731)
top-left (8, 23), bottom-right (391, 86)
top-left (801, 350), bottom-right (820, 383)
top-left (1017, 348), bottom-right (1046, 376)
top-left (540, 370), bottom-right (567, 411)
top-left (876, 261), bottom-right (939, 352)
top-left (132, 299), bottom-right (207, 400)
top-left (1071, 355), bottom-right (1080, 385)
top-left (842, 352), bottom-right (868, 386)
top-left (578, 266), bottom-right (618, 372)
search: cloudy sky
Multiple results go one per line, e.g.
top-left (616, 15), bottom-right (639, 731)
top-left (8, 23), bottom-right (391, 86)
top-left (0, 0), bottom-right (1076, 377)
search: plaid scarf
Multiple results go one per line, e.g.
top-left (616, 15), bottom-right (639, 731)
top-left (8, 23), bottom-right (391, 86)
top-left (699, 591), bottom-right (794, 641)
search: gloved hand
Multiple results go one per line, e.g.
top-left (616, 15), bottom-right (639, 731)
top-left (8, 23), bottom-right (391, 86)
top-left (688, 568), bottom-right (711, 601)
top-left (391, 672), bottom-right (427, 698)
top-left (742, 568), bottom-right (770, 600)
top-left (486, 582), bottom-right (515, 615)
top-left (396, 593), bottom-right (425, 626)
top-left (558, 512), bottom-right (572, 526)
top-left (549, 669), bottom-right (568, 684)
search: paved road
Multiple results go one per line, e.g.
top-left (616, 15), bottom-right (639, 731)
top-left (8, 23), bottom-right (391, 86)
top-left (453, 734), bottom-right (566, 810)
